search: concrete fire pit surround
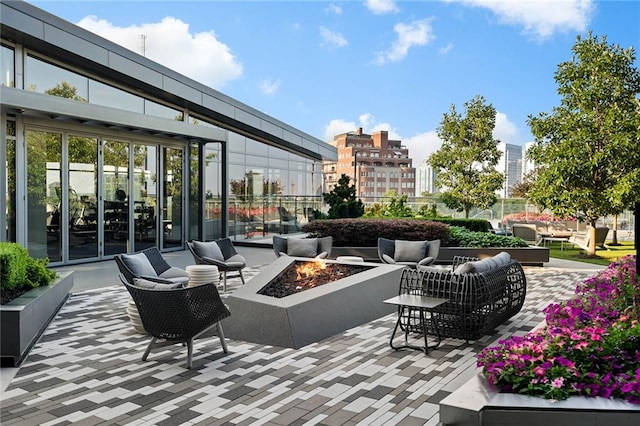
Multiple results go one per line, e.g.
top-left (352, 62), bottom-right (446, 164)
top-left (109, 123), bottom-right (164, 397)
top-left (222, 256), bottom-right (406, 349)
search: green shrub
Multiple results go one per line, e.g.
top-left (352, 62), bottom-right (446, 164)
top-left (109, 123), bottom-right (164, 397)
top-left (448, 226), bottom-right (529, 248)
top-left (424, 217), bottom-right (492, 232)
top-left (302, 218), bottom-right (451, 247)
top-left (0, 242), bottom-right (56, 291)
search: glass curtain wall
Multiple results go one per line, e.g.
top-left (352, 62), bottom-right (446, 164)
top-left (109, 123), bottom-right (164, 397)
top-left (133, 144), bottom-right (158, 252)
top-left (103, 140), bottom-right (129, 256)
top-left (162, 147), bottom-right (183, 249)
top-left (203, 143), bottom-right (221, 240)
top-left (26, 130), bottom-right (62, 261)
top-left (5, 121), bottom-right (16, 242)
top-left (67, 135), bottom-right (98, 260)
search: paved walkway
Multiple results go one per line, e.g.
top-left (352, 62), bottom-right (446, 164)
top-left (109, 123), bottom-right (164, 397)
top-left (0, 247), bottom-right (604, 425)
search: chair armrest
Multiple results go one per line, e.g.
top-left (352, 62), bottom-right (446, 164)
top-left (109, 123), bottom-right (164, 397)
top-left (417, 257), bottom-right (434, 266)
top-left (201, 257), bottom-right (227, 268)
top-left (382, 254), bottom-right (396, 264)
top-left (139, 275), bottom-right (174, 284)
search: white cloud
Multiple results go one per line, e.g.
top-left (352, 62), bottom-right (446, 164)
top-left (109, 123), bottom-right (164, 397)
top-left (493, 112), bottom-right (519, 143)
top-left (404, 131), bottom-right (443, 165)
top-left (325, 3), bottom-right (343, 15)
top-left (450, 0), bottom-right (594, 39)
top-left (439, 42), bottom-right (454, 55)
top-left (76, 15), bottom-right (242, 89)
top-left (319, 26), bottom-right (349, 48)
top-left (365, 0), bottom-right (400, 15)
top-left (258, 79), bottom-right (281, 95)
top-left (375, 18), bottom-right (435, 65)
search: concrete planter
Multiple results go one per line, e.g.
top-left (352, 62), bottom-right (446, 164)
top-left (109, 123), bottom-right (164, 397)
top-left (330, 246), bottom-right (549, 266)
top-left (1, 271), bottom-right (74, 366)
top-left (439, 373), bottom-right (640, 426)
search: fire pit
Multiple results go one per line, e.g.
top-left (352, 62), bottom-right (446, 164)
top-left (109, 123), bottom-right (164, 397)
top-left (222, 256), bottom-right (405, 349)
top-left (258, 260), bottom-right (373, 298)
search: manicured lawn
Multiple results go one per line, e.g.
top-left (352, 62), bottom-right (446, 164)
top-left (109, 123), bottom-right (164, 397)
top-left (546, 240), bottom-right (637, 266)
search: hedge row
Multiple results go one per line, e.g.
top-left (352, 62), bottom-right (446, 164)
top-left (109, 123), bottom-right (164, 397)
top-left (302, 219), bottom-right (451, 247)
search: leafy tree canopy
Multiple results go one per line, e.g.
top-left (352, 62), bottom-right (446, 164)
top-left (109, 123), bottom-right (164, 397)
top-left (526, 33), bottom-right (640, 241)
top-left (428, 95), bottom-right (504, 218)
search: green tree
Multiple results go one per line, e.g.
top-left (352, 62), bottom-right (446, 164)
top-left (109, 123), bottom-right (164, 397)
top-left (527, 33), bottom-right (640, 256)
top-left (322, 174), bottom-right (364, 218)
top-left (428, 95), bottom-right (504, 218)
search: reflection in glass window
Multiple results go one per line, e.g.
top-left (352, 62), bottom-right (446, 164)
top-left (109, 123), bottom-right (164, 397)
top-left (89, 79), bottom-right (143, 113)
top-left (5, 121), bottom-right (16, 241)
top-left (145, 99), bottom-right (183, 120)
top-left (1, 44), bottom-right (15, 87)
top-left (26, 55), bottom-right (88, 100)
top-left (26, 130), bottom-right (62, 262)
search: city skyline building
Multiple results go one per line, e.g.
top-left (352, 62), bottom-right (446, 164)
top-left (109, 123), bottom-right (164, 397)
top-left (497, 142), bottom-right (523, 197)
top-left (323, 128), bottom-right (415, 199)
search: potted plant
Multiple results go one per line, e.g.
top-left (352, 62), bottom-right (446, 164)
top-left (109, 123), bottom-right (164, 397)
top-left (1, 242), bottom-right (74, 366)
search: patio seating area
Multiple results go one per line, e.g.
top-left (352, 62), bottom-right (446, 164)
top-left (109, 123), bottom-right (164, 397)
top-left (0, 244), bottom-right (602, 425)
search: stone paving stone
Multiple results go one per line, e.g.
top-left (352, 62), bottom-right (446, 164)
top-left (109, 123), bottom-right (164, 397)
top-left (1, 267), bottom-right (592, 425)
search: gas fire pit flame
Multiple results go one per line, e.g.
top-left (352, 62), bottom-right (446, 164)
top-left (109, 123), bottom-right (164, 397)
top-left (295, 260), bottom-right (327, 281)
top-left (257, 260), bottom-right (373, 298)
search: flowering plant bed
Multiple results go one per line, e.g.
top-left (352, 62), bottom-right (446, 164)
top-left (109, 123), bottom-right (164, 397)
top-left (477, 255), bottom-right (639, 404)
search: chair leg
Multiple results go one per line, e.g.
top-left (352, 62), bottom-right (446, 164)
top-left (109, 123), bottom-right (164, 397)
top-left (222, 271), bottom-right (227, 292)
top-left (186, 338), bottom-right (194, 369)
top-left (239, 270), bottom-right (245, 285)
top-left (216, 322), bottom-right (228, 353)
top-left (142, 337), bottom-right (156, 361)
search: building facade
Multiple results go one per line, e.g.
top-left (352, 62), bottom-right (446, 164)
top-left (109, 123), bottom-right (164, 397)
top-left (324, 128), bottom-right (415, 199)
top-left (497, 142), bottom-right (523, 197)
top-left (416, 160), bottom-right (438, 196)
top-left (1, 0), bottom-right (336, 265)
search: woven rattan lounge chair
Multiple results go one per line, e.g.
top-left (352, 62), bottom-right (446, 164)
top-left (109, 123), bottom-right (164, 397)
top-left (114, 246), bottom-right (189, 285)
top-left (400, 254), bottom-right (527, 341)
top-left (511, 223), bottom-right (542, 246)
top-left (121, 275), bottom-right (230, 369)
top-left (186, 239), bottom-right (246, 292)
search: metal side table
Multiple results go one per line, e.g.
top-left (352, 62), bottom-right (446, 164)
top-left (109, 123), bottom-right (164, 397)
top-left (383, 294), bottom-right (449, 354)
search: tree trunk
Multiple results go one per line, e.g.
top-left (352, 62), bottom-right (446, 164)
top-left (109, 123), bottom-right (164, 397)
top-left (610, 215), bottom-right (619, 245)
top-left (587, 220), bottom-right (597, 256)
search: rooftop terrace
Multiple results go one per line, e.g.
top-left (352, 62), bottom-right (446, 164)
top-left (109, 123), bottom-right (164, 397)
top-left (1, 245), bottom-right (604, 425)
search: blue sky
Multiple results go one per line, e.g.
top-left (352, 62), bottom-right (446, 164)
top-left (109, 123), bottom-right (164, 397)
top-left (30, 0), bottom-right (639, 164)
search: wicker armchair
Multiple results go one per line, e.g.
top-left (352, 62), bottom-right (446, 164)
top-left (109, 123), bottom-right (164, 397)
top-left (115, 246), bottom-right (189, 285)
top-left (121, 275), bottom-right (230, 369)
top-left (399, 255), bottom-right (527, 341)
top-left (186, 239), bottom-right (246, 292)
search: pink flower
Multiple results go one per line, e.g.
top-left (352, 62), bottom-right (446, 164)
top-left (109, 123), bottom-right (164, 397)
top-left (552, 377), bottom-right (565, 388)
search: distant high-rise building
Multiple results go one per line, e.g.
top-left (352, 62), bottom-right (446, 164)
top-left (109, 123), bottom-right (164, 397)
top-left (497, 142), bottom-right (523, 197)
top-left (416, 160), bottom-right (439, 196)
top-left (323, 128), bottom-right (415, 199)
top-left (522, 141), bottom-right (536, 179)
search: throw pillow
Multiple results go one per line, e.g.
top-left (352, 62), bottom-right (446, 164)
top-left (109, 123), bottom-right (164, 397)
top-left (121, 252), bottom-right (156, 277)
top-left (493, 251), bottom-right (511, 267)
top-left (470, 257), bottom-right (498, 273)
top-left (287, 238), bottom-right (318, 257)
top-left (133, 277), bottom-right (183, 290)
top-left (193, 241), bottom-right (224, 261)
top-left (394, 240), bottom-right (428, 262)
top-left (453, 262), bottom-right (475, 275)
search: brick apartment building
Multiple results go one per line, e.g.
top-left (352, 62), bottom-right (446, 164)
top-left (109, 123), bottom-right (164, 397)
top-left (323, 128), bottom-right (415, 199)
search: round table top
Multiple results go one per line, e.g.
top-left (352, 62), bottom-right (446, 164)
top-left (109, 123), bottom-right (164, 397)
top-left (186, 264), bottom-right (219, 272)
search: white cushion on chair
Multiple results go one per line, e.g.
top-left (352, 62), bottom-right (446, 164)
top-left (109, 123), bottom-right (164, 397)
top-left (394, 240), bottom-right (428, 262)
top-left (287, 238), bottom-right (317, 257)
top-left (133, 277), bottom-right (183, 290)
top-left (121, 252), bottom-right (156, 277)
top-left (193, 241), bottom-right (224, 261)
